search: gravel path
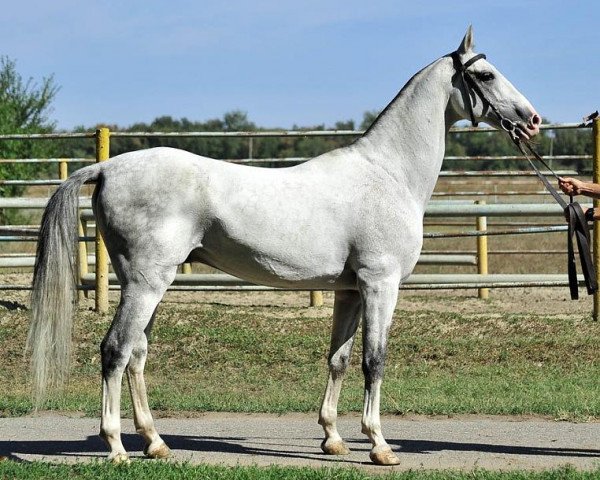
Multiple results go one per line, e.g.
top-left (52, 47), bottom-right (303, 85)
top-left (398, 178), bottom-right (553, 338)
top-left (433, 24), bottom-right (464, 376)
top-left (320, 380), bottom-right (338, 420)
top-left (2, 413), bottom-right (599, 471)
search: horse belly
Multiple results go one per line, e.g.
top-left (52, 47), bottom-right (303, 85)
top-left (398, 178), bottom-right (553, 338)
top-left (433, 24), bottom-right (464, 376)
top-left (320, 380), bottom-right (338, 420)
top-left (189, 227), bottom-right (356, 290)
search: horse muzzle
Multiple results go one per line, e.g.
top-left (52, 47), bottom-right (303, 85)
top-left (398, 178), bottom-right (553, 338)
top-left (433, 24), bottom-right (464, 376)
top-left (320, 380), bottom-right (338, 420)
top-left (501, 112), bottom-right (541, 141)
top-left (523, 112), bottom-right (542, 137)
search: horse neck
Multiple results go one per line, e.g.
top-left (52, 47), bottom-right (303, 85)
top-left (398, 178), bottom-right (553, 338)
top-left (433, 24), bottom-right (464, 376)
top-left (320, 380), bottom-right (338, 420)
top-left (354, 57), bottom-right (454, 208)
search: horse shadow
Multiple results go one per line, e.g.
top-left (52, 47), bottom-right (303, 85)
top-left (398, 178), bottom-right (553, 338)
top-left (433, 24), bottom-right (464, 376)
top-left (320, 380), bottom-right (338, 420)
top-left (2, 432), bottom-right (600, 464)
top-left (0, 433), bottom-right (363, 465)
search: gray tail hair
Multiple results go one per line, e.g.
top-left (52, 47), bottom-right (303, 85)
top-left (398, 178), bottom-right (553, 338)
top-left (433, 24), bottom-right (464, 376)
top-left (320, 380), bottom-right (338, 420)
top-left (27, 164), bottom-right (102, 407)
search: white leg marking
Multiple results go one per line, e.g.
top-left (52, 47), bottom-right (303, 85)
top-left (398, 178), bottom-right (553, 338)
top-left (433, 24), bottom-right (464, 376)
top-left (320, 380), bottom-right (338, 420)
top-left (318, 290), bottom-right (361, 455)
top-left (126, 331), bottom-right (170, 459)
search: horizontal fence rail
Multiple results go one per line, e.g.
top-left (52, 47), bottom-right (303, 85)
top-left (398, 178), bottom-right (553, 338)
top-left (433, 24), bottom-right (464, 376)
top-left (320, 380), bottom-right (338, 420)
top-left (0, 254), bottom-right (477, 269)
top-left (2, 172), bottom-right (581, 188)
top-left (0, 121), bottom-right (588, 141)
top-left (1, 121), bottom-right (599, 316)
top-left (0, 201), bottom-right (588, 285)
top-left (0, 273), bottom-right (589, 292)
top-left (0, 198), bottom-right (583, 214)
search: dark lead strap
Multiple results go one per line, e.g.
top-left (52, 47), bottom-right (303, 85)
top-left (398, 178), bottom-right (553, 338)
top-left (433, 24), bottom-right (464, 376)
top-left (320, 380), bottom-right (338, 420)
top-left (515, 141), bottom-right (597, 299)
top-left (567, 202), bottom-right (596, 299)
top-left (515, 142), bottom-right (567, 209)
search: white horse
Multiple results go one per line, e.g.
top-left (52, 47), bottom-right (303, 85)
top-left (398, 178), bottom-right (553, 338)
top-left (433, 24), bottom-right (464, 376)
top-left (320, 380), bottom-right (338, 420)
top-left (28, 27), bottom-right (540, 465)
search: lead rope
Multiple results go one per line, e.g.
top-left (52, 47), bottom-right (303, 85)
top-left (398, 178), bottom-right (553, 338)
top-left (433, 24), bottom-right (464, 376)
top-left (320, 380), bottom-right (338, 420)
top-left (513, 139), bottom-right (597, 299)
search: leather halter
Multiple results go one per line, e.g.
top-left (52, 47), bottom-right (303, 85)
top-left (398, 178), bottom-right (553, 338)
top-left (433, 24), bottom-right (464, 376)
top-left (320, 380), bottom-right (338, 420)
top-left (451, 52), bottom-right (487, 127)
top-left (451, 51), bottom-right (597, 299)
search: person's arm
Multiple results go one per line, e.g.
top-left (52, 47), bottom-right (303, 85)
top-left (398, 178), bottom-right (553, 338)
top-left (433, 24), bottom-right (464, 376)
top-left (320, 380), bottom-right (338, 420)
top-left (558, 177), bottom-right (600, 221)
top-left (558, 177), bottom-right (600, 199)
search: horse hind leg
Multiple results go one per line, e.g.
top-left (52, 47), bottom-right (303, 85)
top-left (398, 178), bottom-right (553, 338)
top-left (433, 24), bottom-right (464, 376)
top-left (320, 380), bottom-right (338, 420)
top-left (126, 307), bottom-right (170, 459)
top-left (99, 270), bottom-right (175, 462)
top-left (318, 289), bottom-right (361, 456)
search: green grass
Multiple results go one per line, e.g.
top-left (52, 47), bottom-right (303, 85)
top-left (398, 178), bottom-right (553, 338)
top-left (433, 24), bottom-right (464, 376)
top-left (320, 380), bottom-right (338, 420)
top-left (0, 462), bottom-right (597, 480)
top-left (1, 298), bottom-right (599, 418)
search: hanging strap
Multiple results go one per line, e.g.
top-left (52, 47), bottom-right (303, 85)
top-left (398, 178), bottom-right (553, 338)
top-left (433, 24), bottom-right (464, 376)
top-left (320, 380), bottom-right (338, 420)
top-left (516, 141), bottom-right (597, 299)
top-left (566, 202), bottom-right (597, 299)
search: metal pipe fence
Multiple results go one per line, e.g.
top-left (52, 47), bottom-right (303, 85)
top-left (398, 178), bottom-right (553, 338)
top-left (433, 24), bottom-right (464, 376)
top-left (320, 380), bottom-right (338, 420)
top-left (0, 198), bottom-right (584, 284)
top-left (0, 122), bottom-right (598, 315)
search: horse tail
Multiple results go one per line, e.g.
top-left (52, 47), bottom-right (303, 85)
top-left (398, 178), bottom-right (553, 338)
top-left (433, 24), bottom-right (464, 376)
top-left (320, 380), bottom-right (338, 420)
top-left (27, 163), bottom-right (103, 407)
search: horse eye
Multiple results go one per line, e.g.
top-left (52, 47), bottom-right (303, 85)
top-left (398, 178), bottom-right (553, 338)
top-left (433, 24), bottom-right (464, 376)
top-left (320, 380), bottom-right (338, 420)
top-left (476, 71), bottom-right (495, 82)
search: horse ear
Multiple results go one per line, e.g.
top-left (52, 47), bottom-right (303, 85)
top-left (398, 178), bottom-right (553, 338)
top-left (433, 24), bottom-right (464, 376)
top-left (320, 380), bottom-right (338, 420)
top-left (457, 25), bottom-right (475, 54)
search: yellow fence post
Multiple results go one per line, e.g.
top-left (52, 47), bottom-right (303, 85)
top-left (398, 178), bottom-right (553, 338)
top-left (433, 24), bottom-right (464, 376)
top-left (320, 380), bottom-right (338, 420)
top-left (310, 290), bottom-right (324, 307)
top-left (95, 128), bottom-right (110, 313)
top-left (593, 119), bottom-right (600, 321)
top-left (58, 160), bottom-right (68, 182)
top-left (476, 200), bottom-right (489, 299)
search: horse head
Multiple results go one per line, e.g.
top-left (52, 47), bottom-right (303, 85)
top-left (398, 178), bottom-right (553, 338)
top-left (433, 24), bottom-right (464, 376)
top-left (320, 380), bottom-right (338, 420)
top-left (448, 26), bottom-right (541, 140)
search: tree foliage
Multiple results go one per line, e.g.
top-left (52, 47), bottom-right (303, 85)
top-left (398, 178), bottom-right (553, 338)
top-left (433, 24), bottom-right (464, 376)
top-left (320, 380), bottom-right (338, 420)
top-left (0, 56), bottom-right (60, 205)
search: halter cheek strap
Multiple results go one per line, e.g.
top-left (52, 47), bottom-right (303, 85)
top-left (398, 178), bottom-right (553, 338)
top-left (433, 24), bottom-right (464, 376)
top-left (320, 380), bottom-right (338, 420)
top-left (451, 52), bottom-right (487, 126)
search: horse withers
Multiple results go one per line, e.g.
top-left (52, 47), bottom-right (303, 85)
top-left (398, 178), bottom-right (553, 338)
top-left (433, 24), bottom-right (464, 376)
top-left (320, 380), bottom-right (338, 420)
top-left (28, 27), bottom-right (540, 465)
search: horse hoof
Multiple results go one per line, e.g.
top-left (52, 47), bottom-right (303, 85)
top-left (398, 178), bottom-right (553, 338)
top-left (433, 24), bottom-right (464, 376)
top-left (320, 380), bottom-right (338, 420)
top-left (320, 438), bottom-right (350, 455)
top-left (145, 442), bottom-right (171, 459)
top-left (369, 445), bottom-right (400, 466)
top-left (109, 453), bottom-right (131, 465)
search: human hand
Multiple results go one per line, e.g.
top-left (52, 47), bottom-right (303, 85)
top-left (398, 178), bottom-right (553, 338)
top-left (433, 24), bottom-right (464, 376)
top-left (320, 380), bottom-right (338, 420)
top-left (558, 177), bottom-right (584, 196)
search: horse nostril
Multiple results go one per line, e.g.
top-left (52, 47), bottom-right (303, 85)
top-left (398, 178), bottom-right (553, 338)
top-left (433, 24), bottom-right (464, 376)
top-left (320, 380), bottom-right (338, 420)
top-left (531, 114), bottom-right (541, 126)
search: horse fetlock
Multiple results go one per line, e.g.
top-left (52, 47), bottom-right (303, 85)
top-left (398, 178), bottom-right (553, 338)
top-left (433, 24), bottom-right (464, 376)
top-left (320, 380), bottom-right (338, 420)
top-left (99, 428), bottom-right (115, 446)
top-left (361, 422), bottom-right (380, 437)
top-left (321, 438), bottom-right (350, 456)
top-left (318, 408), bottom-right (336, 427)
top-left (369, 444), bottom-right (400, 466)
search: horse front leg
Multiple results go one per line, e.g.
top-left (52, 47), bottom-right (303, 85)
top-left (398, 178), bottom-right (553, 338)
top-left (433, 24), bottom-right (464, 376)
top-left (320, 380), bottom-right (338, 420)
top-left (318, 289), bottom-right (361, 455)
top-left (358, 274), bottom-right (401, 466)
